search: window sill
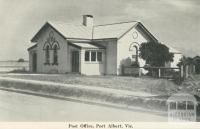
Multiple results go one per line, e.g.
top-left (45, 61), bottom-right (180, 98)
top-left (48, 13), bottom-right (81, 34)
top-left (44, 63), bottom-right (58, 66)
top-left (85, 61), bottom-right (103, 64)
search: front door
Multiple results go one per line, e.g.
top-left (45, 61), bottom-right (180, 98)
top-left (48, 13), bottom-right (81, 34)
top-left (32, 53), bottom-right (37, 72)
top-left (71, 51), bottom-right (80, 73)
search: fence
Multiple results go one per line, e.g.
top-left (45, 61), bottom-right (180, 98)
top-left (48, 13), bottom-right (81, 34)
top-left (122, 65), bottom-right (193, 84)
top-left (145, 67), bottom-right (180, 78)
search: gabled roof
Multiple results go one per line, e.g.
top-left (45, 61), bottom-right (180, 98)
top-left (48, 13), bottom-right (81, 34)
top-left (164, 44), bottom-right (181, 54)
top-left (31, 21), bottom-right (153, 42)
top-left (49, 21), bottom-right (93, 39)
top-left (31, 21), bottom-right (93, 42)
top-left (27, 44), bottom-right (37, 51)
top-left (93, 21), bottom-right (138, 39)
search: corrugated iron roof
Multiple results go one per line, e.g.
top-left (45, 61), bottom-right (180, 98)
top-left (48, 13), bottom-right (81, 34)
top-left (49, 21), bottom-right (93, 39)
top-left (69, 42), bottom-right (105, 49)
top-left (93, 21), bottom-right (138, 39)
top-left (31, 21), bottom-right (180, 53)
top-left (47, 21), bottom-right (138, 40)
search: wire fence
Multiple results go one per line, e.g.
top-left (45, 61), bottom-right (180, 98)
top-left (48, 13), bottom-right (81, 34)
top-left (122, 65), bottom-right (195, 85)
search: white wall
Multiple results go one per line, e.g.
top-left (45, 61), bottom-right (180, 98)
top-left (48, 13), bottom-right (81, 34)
top-left (95, 40), bottom-right (118, 75)
top-left (171, 53), bottom-right (183, 68)
top-left (117, 27), bottom-right (150, 75)
top-left (80, 49), bottom-right (105, 75)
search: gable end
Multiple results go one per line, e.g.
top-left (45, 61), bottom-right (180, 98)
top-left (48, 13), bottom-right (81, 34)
top-left (31, 22), bottom-right (67, 42)
top-left (136, 22), bottom-right (158, 42)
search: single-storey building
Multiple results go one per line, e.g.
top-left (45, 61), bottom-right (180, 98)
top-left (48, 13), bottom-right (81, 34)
top-left (28, 15), bottom-right (182, 75)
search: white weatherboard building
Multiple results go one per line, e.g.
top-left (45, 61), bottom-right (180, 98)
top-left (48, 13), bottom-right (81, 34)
top-left (28, 15), bottom-right (182, 75)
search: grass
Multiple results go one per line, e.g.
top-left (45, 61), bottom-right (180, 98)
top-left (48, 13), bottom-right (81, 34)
top-left (181, 75), bottom-right (200, 95)
top-left (2, 73), bottom-right (200, 118)
top-left (0, 73), bottom-right (179, 95)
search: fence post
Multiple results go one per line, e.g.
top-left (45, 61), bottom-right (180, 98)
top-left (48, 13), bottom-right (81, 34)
top-left (158, 68), bottom-right (161, 78)
top-left (178, 67), bottom-right (182, 85)
top-left (193, 65), bottom-right (196, 74)
top-left (186, 65), bottom-right (189, 78)
top-left (139, 68), bottom-right (141, 77)
top-left (181, 65), bottom-right (184, 78)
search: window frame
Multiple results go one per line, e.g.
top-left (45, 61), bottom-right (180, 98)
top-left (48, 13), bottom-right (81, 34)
top-left (85, 51), bottom-right (90, 62)
top-left (84, 50), bottom-right (103, 63)
top-left (91, 51), bottom-right (97, 62)
top-left (44, 45), bottom-right (50, 65)
top-left (52, 45), bottom-right (58, 65)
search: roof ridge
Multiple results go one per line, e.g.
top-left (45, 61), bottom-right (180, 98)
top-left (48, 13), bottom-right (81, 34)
top-left (95, 20), bottom-right (139, 27)
top-left (48, 21), bottom-right (83, 26)
top-left (48, 20), bottom-right (139, 27)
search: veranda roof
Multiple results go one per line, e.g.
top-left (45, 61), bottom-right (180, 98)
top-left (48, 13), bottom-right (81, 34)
top-left (68, 42), bottom-right (105, 49)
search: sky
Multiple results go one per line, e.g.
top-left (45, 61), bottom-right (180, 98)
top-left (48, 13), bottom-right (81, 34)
top-left (0, 0), bottom-right (200, 60)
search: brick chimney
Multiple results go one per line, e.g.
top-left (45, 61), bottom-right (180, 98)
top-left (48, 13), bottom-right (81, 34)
top-left (83, 15), bottom-right (94, 27)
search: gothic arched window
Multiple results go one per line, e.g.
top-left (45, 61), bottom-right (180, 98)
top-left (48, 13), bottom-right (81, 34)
top-left (45, 45), bottom-right (50, 65)
top-left (53, 44), bottom-right (58, 65)
top-left (43, 31), bottom-right (60, 65)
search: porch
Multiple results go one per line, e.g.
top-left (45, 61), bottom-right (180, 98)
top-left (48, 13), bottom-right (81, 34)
top-left (68, 42), bottom-right (106, 75)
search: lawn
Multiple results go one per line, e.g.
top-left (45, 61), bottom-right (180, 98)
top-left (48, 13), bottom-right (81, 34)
top-left (181, 75), bottom-right (200, 95)
top-left (0, 73), bottom-right (179, 95)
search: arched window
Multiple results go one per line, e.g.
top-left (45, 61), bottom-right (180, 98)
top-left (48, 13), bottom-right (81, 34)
top-left (45, 45), bottom-right (50, 65)
top-left (43, 32), bottom-right (60, 65)
top-left (129, 42), bottom-right (139, 63)
top-left (134, 45), bottom-right (138, 63)
top-left (53, 44), bottom-right (58, 65)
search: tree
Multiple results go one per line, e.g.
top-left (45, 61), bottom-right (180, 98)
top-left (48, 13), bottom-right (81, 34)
top-left (178, 56), bottom-right (200, 74)
top-left (17, 58), bottom-right (25, 62)
top-left (193, 56), bottom-right (200, 74)
top-left (177, 56), bottom-right (194, 67)
top-left (139, 42), bottom-right (174, 67)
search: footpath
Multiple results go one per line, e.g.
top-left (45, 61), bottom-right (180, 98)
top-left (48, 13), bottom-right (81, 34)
top-left (0, 76), bottom-right (168, 115)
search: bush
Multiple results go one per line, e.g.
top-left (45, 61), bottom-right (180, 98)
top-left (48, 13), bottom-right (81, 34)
top-left (8, 68), bottom-right (28, 73)
top-left (17, 58), bottom-right (25, 62)
top-left (131, 61), bottom-right (139, 67)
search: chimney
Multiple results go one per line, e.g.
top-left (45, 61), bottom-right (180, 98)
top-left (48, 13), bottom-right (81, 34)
top-left (83, 15), bottom-right (94, 27)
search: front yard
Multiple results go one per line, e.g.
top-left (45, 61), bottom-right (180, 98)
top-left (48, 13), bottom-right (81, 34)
top-left (181, 75), bottom-right (200, 95)
top-left (1, 73), bottom-right (200, 120)
top-left (0, 73), bottom-right (179, 95)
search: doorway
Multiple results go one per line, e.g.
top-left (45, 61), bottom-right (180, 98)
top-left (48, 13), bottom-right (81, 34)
top-left (32, 53), bottom-right (37, 72)
top-left (71, 51), bottom-right (80, 73)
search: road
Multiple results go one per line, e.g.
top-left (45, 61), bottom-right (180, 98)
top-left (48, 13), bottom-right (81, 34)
top-left (0, 90), bottom-right (167, 121)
